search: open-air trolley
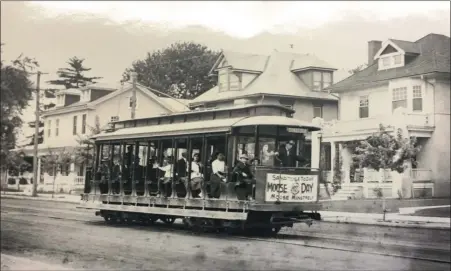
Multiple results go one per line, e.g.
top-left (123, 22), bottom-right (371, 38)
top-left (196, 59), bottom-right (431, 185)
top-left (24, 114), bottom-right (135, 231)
top-left (78, 104), bottom-right (323, 235)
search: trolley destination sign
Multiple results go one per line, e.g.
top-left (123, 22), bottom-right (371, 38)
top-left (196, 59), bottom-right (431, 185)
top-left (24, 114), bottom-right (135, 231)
top-left (265, 174), bottom-right (318, 202)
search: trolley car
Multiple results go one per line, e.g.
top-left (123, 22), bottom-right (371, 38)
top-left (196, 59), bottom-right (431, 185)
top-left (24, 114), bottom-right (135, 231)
top-left (78, 104), bottom-right (323, 235)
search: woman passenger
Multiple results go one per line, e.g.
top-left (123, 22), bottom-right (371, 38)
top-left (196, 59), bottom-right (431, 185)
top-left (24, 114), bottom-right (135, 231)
top-left (190, 153), bottom-right (203, 198)
top-left (158, 156), bottom-right (174, 198)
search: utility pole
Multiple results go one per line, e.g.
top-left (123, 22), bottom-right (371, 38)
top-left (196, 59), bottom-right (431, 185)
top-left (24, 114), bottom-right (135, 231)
top-left (31, 71), bottom-right (48, 197)
top-left (130, 72), bottom-right (137, 120)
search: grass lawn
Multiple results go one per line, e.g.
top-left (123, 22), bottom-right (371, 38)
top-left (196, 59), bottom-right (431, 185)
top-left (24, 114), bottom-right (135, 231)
top-left (411, 207), bottom-right (450, 218)
top-left (321, 198), bottom-right (450, 214)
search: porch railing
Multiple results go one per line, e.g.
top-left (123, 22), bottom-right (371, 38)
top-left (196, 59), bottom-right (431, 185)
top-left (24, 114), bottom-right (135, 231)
top-left (411, 169), bottom-right (432, 182)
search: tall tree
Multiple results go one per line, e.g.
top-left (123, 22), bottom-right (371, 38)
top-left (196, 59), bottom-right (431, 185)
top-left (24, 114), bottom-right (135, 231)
top-left (47, 56), bottom-right (102, 89)
top-left (0, 43), bottom-right (39, 167)
top-left (123, 42), bottom-right (219, 99)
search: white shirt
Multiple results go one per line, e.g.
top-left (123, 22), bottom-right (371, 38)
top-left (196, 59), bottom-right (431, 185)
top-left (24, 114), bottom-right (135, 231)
top-left (191, 162), bottom-right (203, 178)
top-left (159, 164), bottom-right (173, 178)
top-left (212, 159), bottom-right (226, 175)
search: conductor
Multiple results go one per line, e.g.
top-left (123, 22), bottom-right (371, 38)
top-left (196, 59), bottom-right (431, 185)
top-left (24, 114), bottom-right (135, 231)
top-left (274, 140), bottom-right (307, 167)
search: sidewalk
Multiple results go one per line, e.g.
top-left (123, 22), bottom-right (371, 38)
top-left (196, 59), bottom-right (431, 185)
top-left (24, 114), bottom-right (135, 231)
top-left (1, 254), bottom-right (71, 270)
top-left (1, 191), bottom-right (80, 203)
top-left (1, 192), bottom-right (449, 229)
top-left (319, 210), bottom-right (450, 229)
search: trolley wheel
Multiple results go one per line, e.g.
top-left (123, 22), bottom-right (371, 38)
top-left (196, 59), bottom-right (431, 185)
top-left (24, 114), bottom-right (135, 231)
top-left (160, 216), bottom-right (176, 225)
top-left (103, 214), bottom-right (115, 224)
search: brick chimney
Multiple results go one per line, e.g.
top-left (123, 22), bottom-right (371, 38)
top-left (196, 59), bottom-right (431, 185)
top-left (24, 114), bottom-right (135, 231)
top-left (368, 40), bottom-right (382, 66)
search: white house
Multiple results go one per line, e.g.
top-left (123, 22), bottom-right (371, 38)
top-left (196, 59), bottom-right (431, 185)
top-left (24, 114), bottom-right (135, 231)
top-left (9, 73), bottom-right (190, 193)
top-left (320, 33), bottom-right (450, 199)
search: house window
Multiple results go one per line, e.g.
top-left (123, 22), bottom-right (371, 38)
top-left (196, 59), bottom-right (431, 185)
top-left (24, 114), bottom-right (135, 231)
top-left (73, 116), bottom-right (77, 135)
top-left (313, 71), bottom-right (332, 91)
top-left (229, 72), bottom-right (242, 91)
top-left (323, 72), bottom-right (332, 89)
top-left (382, 57), bottom-right (391, 67)
top-left (359, 96), bottom-right (369, 118)
top-left (55, 119), bottom-right (59, 137)
top-left (393, 54), bottom-right (402, 65)
top-left (412, 85), bottom-right (423, 111)
top-left (313, 105), bottom-right (323, 118)
top-left (313, 71), bottom-right (322, 91)
top-left (111, 116), bottom-right (119, 122)
top-left (47, 120), bottom-right (51, 138)
top-left (218, 68), bottom-right (230, 92)
top-left (392, 87), bottom-right (407, 112)
top-left (81, 114), bottom-right (87, 134)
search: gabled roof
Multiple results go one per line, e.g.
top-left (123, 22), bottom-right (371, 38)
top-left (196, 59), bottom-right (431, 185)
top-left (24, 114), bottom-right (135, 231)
top-left (389, 39), bottom-right (420, 54)
top-left (42, 82), bottom-right (190, 117)
top-left (328, 33), bottom-right (450, 92)
top-left (193, 50), bottom-right (338, 106)
top-left (208, 50), bottom-right (269, 75)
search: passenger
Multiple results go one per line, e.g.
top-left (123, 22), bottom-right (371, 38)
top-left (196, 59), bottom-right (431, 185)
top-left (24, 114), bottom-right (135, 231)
top-left (158, 156), bottom-right (174, 197)
top-left (210, 153), bottom-right (226, 199)
top-left (274, 140), bottom-right (307, 167)
top-left (190, 153), bottom-right (203, 198)
top-left (232, 154), bottom-right (255, 200)
top-left (123, 145), bottom-right (134, 182)
top-left (261, 144), bottom-right (276, 166)
top-left (112, 156), bottom-right (122, 194)
top-left (177, 152), bottom-right (188, 178)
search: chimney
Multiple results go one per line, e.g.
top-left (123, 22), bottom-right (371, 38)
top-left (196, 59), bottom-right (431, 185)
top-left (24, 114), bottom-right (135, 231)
top-left (130, 72), bottom-right (138, 85)
top-left (368, 40), bottom-right (382, 66)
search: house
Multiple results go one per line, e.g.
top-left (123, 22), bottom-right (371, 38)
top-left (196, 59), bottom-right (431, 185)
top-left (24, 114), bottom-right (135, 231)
top-left (189, 50), bottom-right (341, 160)
top-left (320, 33), bottom-right (450, 199)
top-left (9, 73), bottom-right (190, 193)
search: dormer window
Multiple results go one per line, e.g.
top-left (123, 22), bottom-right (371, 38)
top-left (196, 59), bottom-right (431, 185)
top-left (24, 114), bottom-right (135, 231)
top-left (218, 68), bottom-right (242, 92)
top-left (313, 71), bottom-right (332, 91)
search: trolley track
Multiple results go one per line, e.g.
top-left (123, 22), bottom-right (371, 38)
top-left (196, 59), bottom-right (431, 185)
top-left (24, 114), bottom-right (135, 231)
top-left (2, 209), bottom-right (450, 265)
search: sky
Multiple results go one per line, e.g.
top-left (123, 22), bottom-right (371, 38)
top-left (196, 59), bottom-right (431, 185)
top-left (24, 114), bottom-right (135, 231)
top-left (27, 1), bottom-right (450, 38)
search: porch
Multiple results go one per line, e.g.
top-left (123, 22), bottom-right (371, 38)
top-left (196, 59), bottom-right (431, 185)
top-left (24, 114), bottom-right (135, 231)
top-left (320, 168), bottom-right (434, 200)
top-left (4, 172), bottom-right (85, 194)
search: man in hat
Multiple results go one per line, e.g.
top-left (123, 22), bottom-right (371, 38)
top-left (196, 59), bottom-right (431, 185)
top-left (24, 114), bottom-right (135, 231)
top-left (274, 140), bottom-right (307, 167)
top-left (232, 153), bottom-right (255, 200)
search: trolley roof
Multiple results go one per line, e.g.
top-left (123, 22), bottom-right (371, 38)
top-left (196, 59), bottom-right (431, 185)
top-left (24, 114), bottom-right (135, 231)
top-left (94, 116), bottom-right (321, 141)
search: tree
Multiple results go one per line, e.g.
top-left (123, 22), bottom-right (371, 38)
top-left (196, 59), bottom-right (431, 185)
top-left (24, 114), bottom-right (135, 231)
top-left (47, 56), bottom-right (102, 89)
top-left (351, 124), bottom-right (421, 173)
top-left (348, 63), bottom-right (368, 75)
top-left (74, 115), bottom-right (103, 169)
top-left (123, 42), bottom-right (219, 99)
top-left (1, 43), bottom-right (39, 166)
top-left (41, 147), bottom-right (74, 196)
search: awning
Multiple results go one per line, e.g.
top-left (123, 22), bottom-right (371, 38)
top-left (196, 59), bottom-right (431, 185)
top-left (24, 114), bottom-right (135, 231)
top-left (94, 116), bottom-right (321, 141)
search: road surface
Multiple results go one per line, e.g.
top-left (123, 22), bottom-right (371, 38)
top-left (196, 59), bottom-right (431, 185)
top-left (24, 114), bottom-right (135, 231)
top-left (1, 198), bottom-right (450, 270)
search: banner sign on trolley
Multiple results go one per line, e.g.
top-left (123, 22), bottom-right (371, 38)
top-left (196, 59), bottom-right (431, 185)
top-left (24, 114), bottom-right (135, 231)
top-left (265, 174), bottom-right (318, 202)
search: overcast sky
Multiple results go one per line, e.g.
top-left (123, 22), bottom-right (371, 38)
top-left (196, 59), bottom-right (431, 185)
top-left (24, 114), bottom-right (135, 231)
top-left (28, 1), bottom-right (450, 38)
top-left (1, 1), bottom-right (450, 88)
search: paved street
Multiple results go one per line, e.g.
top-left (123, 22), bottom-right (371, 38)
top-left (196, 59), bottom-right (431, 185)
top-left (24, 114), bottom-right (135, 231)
top-left (1, 198), bottom-right (450, 270)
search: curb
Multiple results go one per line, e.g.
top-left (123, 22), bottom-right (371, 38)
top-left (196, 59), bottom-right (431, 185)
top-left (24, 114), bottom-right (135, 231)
top-left (398, 205), bottom-right (450, 215)
top-left (320, 216), bottom-right (450, 230)
top-left (1, 194), bottom-right (80, 204)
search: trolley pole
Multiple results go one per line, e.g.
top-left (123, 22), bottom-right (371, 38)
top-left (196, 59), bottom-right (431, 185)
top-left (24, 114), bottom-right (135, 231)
top-left (31, 71), bottom-right (48, 197)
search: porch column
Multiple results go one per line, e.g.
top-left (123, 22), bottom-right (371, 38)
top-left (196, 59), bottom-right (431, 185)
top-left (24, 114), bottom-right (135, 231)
top-left (339, 143), bottom-right (351, 184)
top-left (330, 141), bottom-right (336, 183)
